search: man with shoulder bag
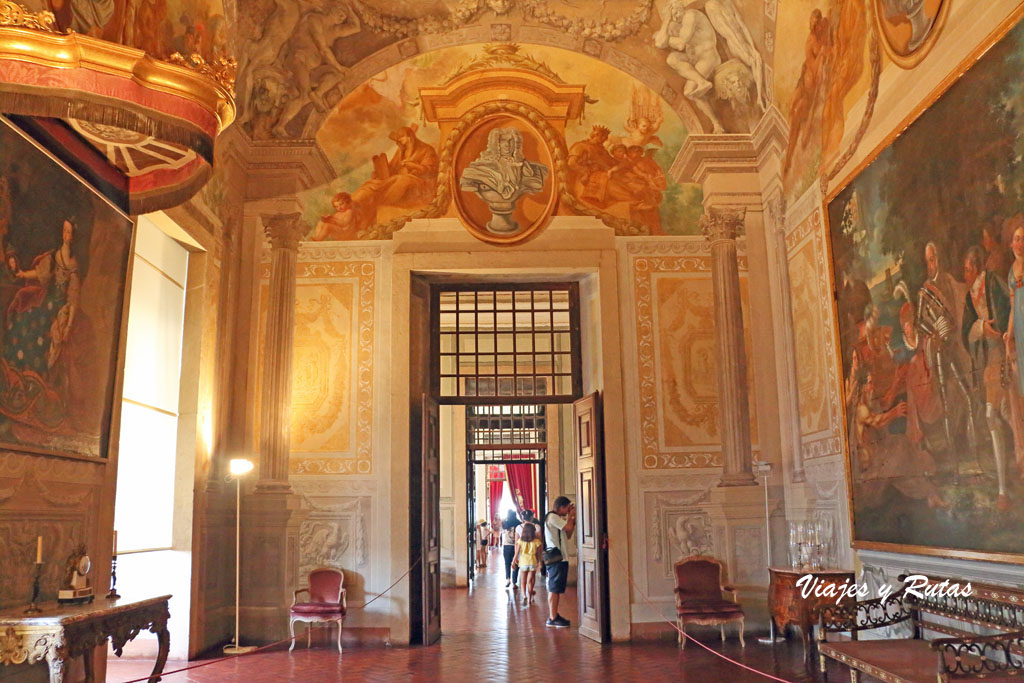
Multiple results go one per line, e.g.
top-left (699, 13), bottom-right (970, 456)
top-left (543, 496), bottom-right (576, 628)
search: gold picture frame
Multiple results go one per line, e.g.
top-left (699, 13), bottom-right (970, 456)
top-left (822, 4), bottom-right (1024, 565)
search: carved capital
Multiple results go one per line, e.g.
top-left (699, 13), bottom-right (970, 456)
top-left (700, 207), bottom-right (746, 244)
top-left (261, 212), bottom-right (307, 251)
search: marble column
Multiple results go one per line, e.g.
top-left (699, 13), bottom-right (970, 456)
top-left (255, 212), bottom-right (306, 493)
top-left (702, 207), bottom-right (757, 487)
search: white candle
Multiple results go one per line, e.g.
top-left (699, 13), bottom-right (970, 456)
top-left (35, 536), bottom-right (42, 564)
top-left (113, 530), bottom-right (117, 555)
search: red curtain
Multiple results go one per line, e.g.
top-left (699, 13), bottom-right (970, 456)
top-left (505, 463), bottom-right (536, 517)
top-left (488, 478), bottom-right (504, 528)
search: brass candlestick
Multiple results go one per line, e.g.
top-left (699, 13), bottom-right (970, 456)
top-left (106, 553), bottom-right (120, 600)
top-left (24, 562), bottom-right (42, 614)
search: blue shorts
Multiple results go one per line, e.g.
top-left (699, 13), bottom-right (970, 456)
top-left (546, 560), bottom-right (568, 594)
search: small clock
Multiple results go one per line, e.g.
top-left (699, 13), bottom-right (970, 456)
top-left (58, 545), bottom-right (95, 605)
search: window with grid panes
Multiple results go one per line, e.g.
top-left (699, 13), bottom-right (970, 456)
top-left (431, 283), bottom-right (582, 403)
top-left (466, 405), bottom-right (547, 463)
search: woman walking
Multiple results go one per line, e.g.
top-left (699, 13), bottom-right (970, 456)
top-left (500, 509), bottom-right (520, 588)
top-left (511, 523), bottom-right (542, 605)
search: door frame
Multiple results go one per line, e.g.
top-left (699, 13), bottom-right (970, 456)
top-left (391, 235), bottom-right (632, 644)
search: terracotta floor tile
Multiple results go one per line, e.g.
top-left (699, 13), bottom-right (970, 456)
top-left (107, 553), bottom-right (845, 682)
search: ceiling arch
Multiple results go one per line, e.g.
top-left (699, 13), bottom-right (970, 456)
top-left (297, 39), bottom-right (708, 139)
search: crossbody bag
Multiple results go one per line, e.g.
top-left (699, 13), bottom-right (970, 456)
top-left (542, 511), bottom-right (564, 566)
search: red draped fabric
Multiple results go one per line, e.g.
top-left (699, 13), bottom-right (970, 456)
top-left (488, 478), bottom-right (504, 528)
top-left (505, 463), bottom-right (536, 517)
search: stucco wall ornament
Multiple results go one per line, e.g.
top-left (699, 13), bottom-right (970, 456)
top-left (351, 0), bottom-right (654, 42)
top-left (653, 0), bottom-right (766, 133)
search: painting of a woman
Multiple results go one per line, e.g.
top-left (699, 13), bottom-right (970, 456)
top-left (0, 218), bottom-right (81, 430)
top-left (0, 118), bottom-right (133, 459)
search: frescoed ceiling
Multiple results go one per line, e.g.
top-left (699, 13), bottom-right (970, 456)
top-left (234, 0), bottom-right (776, 140)
top-left (298, 43), bottom-right (707, 240)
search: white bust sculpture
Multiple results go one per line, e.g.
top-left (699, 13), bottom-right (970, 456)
top-left (459, 128), bottom-right (548, 234)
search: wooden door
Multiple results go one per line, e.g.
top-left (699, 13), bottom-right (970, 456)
top-left (422, 394), bottom-right (442, 645)
top-left (466, 458), bottom-right (476, 583)
top-left (574, 392), bottom-right (609, 643)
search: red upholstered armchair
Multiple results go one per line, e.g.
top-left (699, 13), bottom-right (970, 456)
top-left (674, 555), bottom-right (745, 649)
top-left (289, 567), bottom-right (347, 653)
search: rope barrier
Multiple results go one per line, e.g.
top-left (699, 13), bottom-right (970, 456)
top-left (119, 556), bottom-right (422, 683)
top-left (607, 547), bottom-right (795, 683)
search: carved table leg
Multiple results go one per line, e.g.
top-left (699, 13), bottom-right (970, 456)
top-left (149, 625), bottom-right (170, 682)
top-left (83, 648), bottom-right (94, 682)
top-left (46, 653), bottom-right (67, 683)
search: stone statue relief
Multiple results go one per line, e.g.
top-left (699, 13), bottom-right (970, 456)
top-left (459, 128), bottom-right (549, 234)
top-left (653, 0), bottom-right (767, 134)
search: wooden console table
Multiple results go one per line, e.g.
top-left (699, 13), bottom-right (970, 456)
top-left (0, 594), bottom-right (170, 682)
top-left (768, 567), bottom-right (854, 662)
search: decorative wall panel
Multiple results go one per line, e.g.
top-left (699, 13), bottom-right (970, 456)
top-left (256, 246), bottom-right (376, 474)
top-left (785, 207), bottom-right (842, 461)
top-left (629, 241), bottom-right (759, 469)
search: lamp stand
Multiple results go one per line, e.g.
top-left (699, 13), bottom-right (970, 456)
top-left (756, 462), bottom-right (784, 645)
top-left (224, 475), bottom-right (256, 655)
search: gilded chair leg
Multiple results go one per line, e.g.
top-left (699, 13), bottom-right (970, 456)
top-left (336, 618), bottom-right (343, 654)
top-left (289, 618), bottom-right (296, 653)
top-left (680, 623), bottom-right (687, 649)
top-left (738, 618), bottom-right (745, 648)
top-left (307, 622), bottom-right (312, 649)
top-left (720, 625), bottom-right (725, 642)
top-left (850, 670), bottom-right (859, 683)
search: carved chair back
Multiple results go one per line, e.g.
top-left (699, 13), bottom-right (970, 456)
top-left (308, 568), bottom-right (345, 605)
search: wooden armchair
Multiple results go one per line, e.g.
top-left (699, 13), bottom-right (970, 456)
top-left (674, 555), bottom-right (745, 649)
top-left (289, 567), bottom-right (347, 653)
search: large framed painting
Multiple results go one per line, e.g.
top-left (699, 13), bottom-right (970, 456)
top-left (0, 116), bottom-right (134, 461)
top-left (826, 11), bottom-right (1024, 563)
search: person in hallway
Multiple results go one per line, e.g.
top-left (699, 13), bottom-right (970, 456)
top-left (515, 509), bottom-right (537, 595)
top-left (544, 496), bottom-right (576, 628)
top-left (475, 520), bottom-right (489, 568)
top-left (511, 522), bottom-right (542, 606)
top-left (501, 509), bottom-right (520, 588)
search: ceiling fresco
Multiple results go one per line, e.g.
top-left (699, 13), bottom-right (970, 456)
top-left (235, 0), bottom-right (775, 140)
top-left (298, 42), bottom-right (707, 239)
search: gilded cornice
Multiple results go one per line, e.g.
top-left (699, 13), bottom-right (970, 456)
top-left (0, 26), bottom-right (235, 131)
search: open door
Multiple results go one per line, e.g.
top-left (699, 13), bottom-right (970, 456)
top-left (574, 392), bottom-right (609, 643)
top-left (466, 458), bottom-right (476, 584)
top-left (422, 394), bottom-right (442, 644)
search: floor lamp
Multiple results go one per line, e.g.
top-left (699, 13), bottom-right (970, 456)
top-left (224, 458), bottom-right (257, 655)
top-left (755, 461), bottom-right (784, 645)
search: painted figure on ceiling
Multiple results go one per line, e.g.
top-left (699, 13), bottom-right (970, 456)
top-left (313, 191), bottom-right (373, 241)
top-left (461, 128), bottom-right (547, 202)
top-left (460, 128), bottom-right (549, 234)
top-left (700, 0), bottom-right (768, 110)
top-left (359, 124), bottom-right (439, 209)
top-left (269, 1), bottom-right (362, 138)
top-left (784, 9), bottom-right (831, 177)
top-left (783, 0), bottom-right (867, 189)
top-left (653, 0), bottom-right (726, 133)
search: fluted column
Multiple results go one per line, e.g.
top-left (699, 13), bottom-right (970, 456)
top-left (703, 207), bottom-right (757, 487)
top-left (255, 212), bottom-right (306, 493)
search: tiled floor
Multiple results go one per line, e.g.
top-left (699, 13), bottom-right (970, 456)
top-left (107, 552), bottom-right (845, 682)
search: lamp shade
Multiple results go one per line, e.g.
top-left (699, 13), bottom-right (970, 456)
top-left (229, 458), bottom-right (254, 476)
